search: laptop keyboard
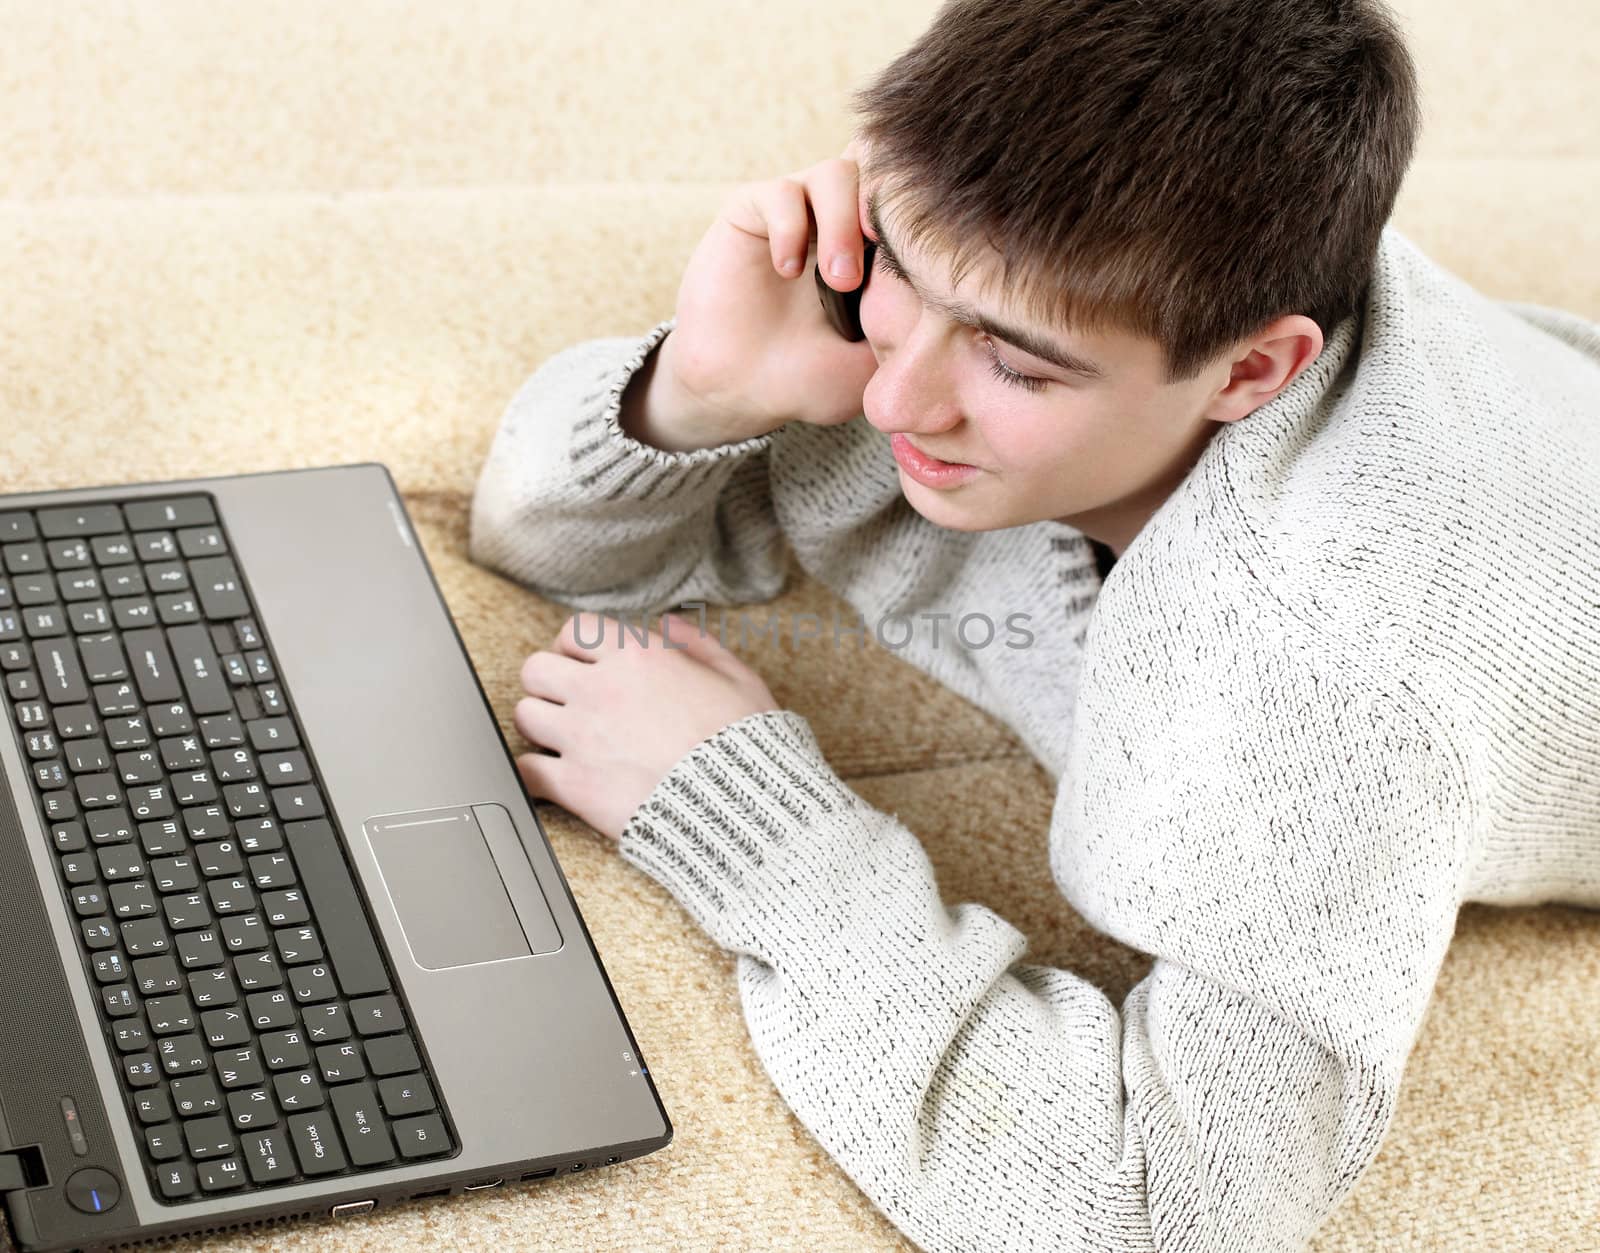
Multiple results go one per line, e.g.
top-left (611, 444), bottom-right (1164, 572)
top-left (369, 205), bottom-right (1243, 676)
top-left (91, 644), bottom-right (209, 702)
top-left (0, 494), bottom-right (458, 1201)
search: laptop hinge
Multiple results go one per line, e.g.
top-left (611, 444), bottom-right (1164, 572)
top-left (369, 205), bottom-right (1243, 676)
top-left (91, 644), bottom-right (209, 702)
top-left (0, 1146), bottom-right (46, 1193)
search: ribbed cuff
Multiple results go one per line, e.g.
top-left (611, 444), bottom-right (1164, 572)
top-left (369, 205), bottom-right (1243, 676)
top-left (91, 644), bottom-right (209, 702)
top-left (567, 315), bottom-right (775, 504)
top-left (617, 708), bottom-right (868, 952)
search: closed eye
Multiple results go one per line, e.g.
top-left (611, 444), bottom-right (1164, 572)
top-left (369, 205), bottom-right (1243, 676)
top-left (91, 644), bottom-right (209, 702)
top-left (874, 249), bottom-right (1049, 394)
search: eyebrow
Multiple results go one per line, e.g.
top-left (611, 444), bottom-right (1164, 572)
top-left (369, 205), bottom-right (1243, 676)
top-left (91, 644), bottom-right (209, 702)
top-left (866, 193), bottom-right (1107, 381)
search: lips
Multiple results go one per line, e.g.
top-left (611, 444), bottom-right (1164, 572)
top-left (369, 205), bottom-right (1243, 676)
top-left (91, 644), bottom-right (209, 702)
top-left (901, 438), bottom-right (974, 469)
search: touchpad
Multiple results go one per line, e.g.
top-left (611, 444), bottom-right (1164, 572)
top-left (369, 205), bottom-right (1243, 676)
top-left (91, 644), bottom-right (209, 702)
top-left (365, 804), bottom-right (561, 968)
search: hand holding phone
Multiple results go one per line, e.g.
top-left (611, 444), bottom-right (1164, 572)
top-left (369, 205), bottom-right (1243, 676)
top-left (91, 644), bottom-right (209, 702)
top-left (815, 240), bottom-right (876, 341)
top-left (641, 146), bottom-right (880, 443)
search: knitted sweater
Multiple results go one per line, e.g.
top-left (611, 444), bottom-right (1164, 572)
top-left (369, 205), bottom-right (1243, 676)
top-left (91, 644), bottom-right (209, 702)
top-left (467, 225), bottom-right (1600, 1252)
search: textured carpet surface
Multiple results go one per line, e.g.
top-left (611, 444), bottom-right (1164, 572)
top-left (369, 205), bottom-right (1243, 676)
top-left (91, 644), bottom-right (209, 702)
top-left (2, 2), bottom-right (1598, 1250)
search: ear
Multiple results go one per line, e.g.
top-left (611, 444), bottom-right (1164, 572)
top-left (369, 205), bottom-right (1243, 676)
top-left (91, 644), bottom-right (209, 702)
top-left (1202, 314), bottom-right (1324, 424)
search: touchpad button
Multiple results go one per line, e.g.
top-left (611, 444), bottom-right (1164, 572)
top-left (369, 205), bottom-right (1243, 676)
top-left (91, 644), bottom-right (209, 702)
top-left (367, 806), bottom-right (532, 968)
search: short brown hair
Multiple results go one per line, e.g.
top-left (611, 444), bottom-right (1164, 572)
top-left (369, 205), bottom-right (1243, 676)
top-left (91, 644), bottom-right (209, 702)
top-left (849, 0), bottom-right (1420, 382)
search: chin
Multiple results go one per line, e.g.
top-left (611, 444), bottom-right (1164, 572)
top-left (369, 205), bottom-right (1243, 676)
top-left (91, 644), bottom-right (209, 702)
top-left (896, 475), bottom-right (1002, 533)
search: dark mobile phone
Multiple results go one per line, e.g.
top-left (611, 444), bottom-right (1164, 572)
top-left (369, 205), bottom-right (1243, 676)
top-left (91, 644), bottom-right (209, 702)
top-left (814, 240), bottom-right (876, 341)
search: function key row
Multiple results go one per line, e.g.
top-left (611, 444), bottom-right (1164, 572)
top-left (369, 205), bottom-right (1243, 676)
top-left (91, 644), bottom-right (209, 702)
top-left (0, 497), bottom-right (216, 542)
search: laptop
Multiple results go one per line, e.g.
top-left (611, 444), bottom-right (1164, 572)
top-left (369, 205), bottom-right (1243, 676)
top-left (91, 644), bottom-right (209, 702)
top-left (0, 463), bottom-right (672, 1252)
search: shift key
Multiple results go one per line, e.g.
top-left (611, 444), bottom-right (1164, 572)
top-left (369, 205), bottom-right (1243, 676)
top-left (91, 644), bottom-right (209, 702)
top-left (166, 624), bottom-right (232, 714)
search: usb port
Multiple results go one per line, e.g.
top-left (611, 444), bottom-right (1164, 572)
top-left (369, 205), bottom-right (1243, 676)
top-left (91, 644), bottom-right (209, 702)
top-left (463, 1177), bottom-right (503, 1191)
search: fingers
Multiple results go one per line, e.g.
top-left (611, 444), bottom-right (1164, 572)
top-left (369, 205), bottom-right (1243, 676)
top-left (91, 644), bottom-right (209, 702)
top-left (753, 177), bottom-right (814, 279)
top-left (519, 649), bottom-right (574, 702)
top-left (800, 158), bottom-right (865, 292)
top-left (657, 610), bottom-right (740, 674)
top-left (513, 694), bottom-right (567, 755)
top-left (724, 157), bottom-right (864, 290)
top-left (515, 749), bottom-right (564, 803)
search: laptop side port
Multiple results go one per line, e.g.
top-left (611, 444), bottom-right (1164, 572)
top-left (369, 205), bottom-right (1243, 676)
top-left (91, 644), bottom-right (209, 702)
top-left (521, 1168), bottom-right (558, 1181)
top-left (463, 1177), bottom-right (503, 1191)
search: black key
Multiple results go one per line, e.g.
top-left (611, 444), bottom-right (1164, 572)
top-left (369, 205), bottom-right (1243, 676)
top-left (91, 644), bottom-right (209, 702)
top-left (197, 1157), bottom-right (246, 1191)
top-left (145, 1123), bottom-right (185, 1161)
top-left (300, 1003), bottom-right (350, 1045)
top-left (274, 925), bottom-right (321, 965)
top-left (393, 1113), bottom-right (449, 1159)
top-left (156, 1159), bottom-right (197, 1198)
top-left (283, 820), bottom-right (390, 997)
top-left (199, 714), bottom-right (243, 747)
top-left (134, 1088), bottom-right (171, 1125)
top-left (81, 918), bottom-right (115, 948)
top-left (215, 1046), bottom-right (264, 1090)
top-left (32, 639), bottom-right (87, 704)
top-left (119, 917), bottom-right (168, 956)
top-left (99, 966), bottom-right (134, 1000)
top-left (350, 995), bottom-right (403, 1037)
top-left (91, 535), bottom-right (134, 564)
top-left (68, 601), bottom-right (111, 632)
top-left (227, 1087), bottom-right (276, 1130)
top-left (36, 504), bottom-right (124, 538)
top-left (182, 1112), bottom-right (235, 1158)
top-left (85, 936), bottom-right (124, 970)
top-left (316, 1041), bottom-right (365, 1084)
top-left (170, 1074), bottom-right (223, 1117)
top-left (202, 1006), bottom-right (251, 1048)
top-left (0, 512), bottom-right (37, 542)
top-left (134, 532), bottom-right (176, 561)
top-left (288, 963), bottom-right (337, 1004)
top-left (178, 527), bottom-right (227, 558)
top-left (122, 627), bottom-right (182, 704)
top-left (166, 624), bottom-right (231, 714)
top-left (145, 995), bottom-right (195, 1035)
top-left (77, 635), bottom-right (127, 684)
top-left (330, 1081), bottom-right (395, 1166)
top-left (261, 1028), bottom-right (310, 1071)
top-left (113, 1020), bottom-right (150, 1053)
top-left (121, 1053), bottom-right (160, 1087)
top-left (125, 497), bottom-right (216, 531)
top-left (275, 1069), bottom-right (323, 1112)
top-left (360, 1036), bottom-right (416, 1081)
top-left (156, 1032), bottom-right (209, 1076)
top-left (241, 1128), bottom-right (298, 1184)
top-left (46, 538), bottom-right (92, 569)
top-left (189, 557), bottom-right (250, 620)
top-left (247, 717), bottom-right (298, 752)
top-left (378, 1074), bottom-right (435, 1117)
top-left (3, 542), bottom-right (46, 573)
top-left (246, 988), bottom-right (297, 1031)
top-left (287, 1111), bottom-right (347, 1175)
top-left (53, 704), bottom-right (99, 738)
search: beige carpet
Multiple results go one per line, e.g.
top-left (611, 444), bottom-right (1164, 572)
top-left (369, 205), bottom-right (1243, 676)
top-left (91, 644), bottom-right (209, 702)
top-left (2, 2), bottom-right (1598, 1249)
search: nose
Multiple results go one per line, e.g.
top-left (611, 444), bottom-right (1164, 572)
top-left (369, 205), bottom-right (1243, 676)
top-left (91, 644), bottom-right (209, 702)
top-left (862, 309), bottom-right (966, 441)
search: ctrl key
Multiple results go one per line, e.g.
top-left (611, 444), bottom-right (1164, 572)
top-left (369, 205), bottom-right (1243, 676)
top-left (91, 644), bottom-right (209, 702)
top-left (393, 1113), bottom-right (450, 1159)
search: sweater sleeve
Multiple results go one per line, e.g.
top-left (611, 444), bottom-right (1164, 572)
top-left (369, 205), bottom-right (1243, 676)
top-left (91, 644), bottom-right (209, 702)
top-left (616, 662), bottom-right (1471, 1250)
top-left (468, 316), bottom-right (789, 613)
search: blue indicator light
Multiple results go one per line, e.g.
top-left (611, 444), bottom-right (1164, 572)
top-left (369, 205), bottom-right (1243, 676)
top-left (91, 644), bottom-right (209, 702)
top-left (91, 1189), bottom-right (102, 1211)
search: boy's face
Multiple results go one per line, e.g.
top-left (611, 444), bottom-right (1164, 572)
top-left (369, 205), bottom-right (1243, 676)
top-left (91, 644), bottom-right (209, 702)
top-left (855, 189), bottom-right (1308, 553)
